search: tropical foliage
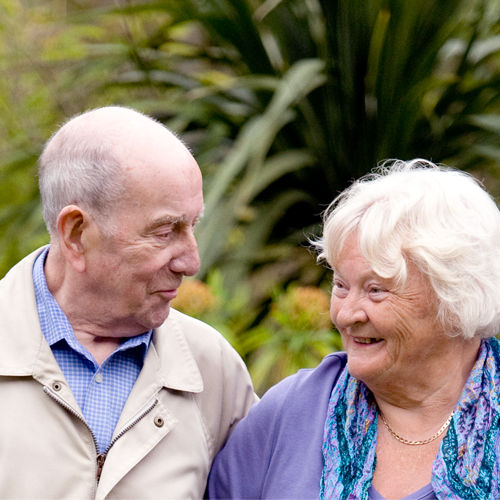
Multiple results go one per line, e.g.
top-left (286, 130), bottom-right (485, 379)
top-left (0, 0), bottom-right (499, 390)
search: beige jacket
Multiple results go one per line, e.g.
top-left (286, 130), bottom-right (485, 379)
top-left (0, 248), bottom-right (257, 499)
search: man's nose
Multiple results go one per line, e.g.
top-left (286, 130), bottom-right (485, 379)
top-left (170, 230), bottom-right (200, 276)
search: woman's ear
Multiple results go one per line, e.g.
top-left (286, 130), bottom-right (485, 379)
top-left (55, 204), bottom-right (90, 273)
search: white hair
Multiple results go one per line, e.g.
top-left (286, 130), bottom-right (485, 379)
top-left (316, 159), bottom-right (500, 339)
top-left (38, 106), bottom-right (167, 237)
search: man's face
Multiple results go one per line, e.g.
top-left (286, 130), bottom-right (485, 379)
top-left (84, 150), bottom-right (204, 336)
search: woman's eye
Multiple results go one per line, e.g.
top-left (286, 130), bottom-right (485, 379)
top-left (368, 285), bottom-right (387, 298)
top-left (332, 280), bottom-right (348, 296)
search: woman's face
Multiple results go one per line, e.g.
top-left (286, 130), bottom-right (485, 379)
top-left (330, 233), bottom-right (450, 391)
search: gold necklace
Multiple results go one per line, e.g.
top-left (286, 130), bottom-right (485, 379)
top-left (379, 411), bottom-right (454, 446)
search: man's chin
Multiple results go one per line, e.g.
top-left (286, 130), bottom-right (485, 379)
top-left (148, 305), bottom-right (172, 329)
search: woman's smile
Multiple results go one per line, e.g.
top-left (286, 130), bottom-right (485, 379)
top-left (352, 336), bottom-right (383, 344)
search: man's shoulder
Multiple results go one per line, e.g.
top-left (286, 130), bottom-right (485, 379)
top-left (154, 308), bottom-right (256, 453)
top-left (0, 246), bottom-right (47, 314)
top-left (154, 308), bottom-right (247, 374)
top-left (163, 308), bottom-right (231, 350)
top-left (0, 246), bottom-right (46, 288)
top-left (166, 307), bottom-right (221, 333)
top-left (0, 247), bottom-right (48, 372)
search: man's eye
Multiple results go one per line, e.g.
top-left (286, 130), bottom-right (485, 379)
top-left (157, 231), bottom-right (172, 238)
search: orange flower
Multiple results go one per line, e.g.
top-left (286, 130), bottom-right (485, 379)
top-left (272, 286), bottom-right (331, 330)
top-left (171, 279), bottom-right (216, 316)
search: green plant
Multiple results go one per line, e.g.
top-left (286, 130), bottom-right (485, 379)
top-left (171, 271), bottom-right (256, 350)
top-left (66, 0), bottom-right (500, 297)
top-left (241, 284), bottom-right (341, 394)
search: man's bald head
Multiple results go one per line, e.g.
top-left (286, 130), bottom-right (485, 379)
top-left (38, 106), bottom-right (193, 237)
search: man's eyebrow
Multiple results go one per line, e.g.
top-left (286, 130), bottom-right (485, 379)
top-left (145, 211), bottom-right (204, 233)
top-left (145, 215), bottom-right (184, 233)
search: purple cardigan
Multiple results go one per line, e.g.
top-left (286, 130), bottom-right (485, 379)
top-left (207, 352), bottom-right (436, 500)
top-left (207, 352), bottom-right (345, 499)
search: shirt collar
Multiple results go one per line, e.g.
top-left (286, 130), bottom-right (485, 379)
top-left (32, 246), bottom-right (152, 361)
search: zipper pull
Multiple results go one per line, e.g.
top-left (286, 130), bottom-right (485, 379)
top-left (96, 453), bottom-right (106, 482)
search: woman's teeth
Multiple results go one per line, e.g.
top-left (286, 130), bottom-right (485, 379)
top-left (355, 337), bottom-right (382, 344)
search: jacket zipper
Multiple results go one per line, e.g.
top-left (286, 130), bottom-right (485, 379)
top-left (43, 386), bottom-right (159, 483)
top-left (43, 385), bottom-right (101, 471)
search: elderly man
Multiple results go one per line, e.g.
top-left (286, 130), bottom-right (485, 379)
top-left (0, 106), bottom-right (256, 499)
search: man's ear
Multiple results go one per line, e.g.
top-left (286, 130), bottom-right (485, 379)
top-left (56, 205), bottom-right (91, 273)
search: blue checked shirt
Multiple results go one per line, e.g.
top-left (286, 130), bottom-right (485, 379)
top-left (33, 247), bottom-right (152, 454)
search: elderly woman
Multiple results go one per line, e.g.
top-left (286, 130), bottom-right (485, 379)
top-left (207, 160), bottom-right (500, 500)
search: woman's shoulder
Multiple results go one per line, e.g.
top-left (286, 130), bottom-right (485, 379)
top-left (213, 350), bottom-right (348, 437)
top-left (291, 350), bottom-right (348, 387)
top-left (249, 351), bottom-right (348, 423)
top-left (207, 351), bottom-right (348, 499)
top-left (267, 351), bottom-right (346, 395)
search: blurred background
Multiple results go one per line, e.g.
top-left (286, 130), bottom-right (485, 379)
top-left (1, 0), bottom-right (499, 394)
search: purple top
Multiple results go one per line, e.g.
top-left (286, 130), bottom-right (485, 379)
top-left (207, 352), bottom-right (436, 499)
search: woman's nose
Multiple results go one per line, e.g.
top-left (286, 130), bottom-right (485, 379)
top-left (330, 290), bottom-right (368, 329)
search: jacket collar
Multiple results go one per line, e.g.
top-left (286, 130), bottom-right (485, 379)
top-left (152, 310), bottom-right (204, 393)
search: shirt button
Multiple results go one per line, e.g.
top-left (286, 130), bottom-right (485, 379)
top-left (95, 373), bottom-right (103, 383)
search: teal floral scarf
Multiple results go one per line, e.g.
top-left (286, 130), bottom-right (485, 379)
top-left (320, 338), bottom-right (500, 499)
